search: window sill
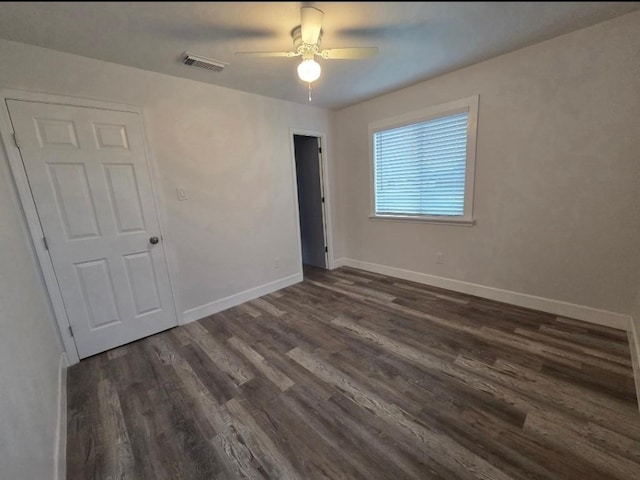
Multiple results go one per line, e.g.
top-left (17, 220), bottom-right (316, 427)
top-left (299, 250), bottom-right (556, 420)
top-left (369, 214), bottom-right (475, 226)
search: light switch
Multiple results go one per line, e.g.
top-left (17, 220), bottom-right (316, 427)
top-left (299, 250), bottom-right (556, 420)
top-left (176, 187), bottom-right (187, 201)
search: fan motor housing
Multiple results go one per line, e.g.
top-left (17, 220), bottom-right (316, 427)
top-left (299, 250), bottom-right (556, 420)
top-left (291, 25), bottom-right (323, 49)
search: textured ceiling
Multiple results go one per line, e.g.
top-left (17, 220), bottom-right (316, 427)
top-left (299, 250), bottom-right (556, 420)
top-left (0, 2), bottom-right (637, 109)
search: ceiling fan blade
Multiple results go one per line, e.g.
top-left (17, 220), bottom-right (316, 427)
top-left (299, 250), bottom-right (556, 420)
top-left (301, 6), bottom-right (323, 44)
top-left (320, 47), bottom-right (378, 60)
top-left (235, 51), bottom-right (298, 58)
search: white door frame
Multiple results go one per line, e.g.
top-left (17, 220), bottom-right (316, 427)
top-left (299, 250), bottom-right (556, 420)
top-left (289, 128), bottom-right (334, 270)
top-left (0, 89), bottom-right (179, 365)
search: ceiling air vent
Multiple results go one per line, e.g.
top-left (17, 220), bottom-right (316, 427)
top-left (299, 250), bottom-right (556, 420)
top-left (182, 53), bottom-right (228, 72)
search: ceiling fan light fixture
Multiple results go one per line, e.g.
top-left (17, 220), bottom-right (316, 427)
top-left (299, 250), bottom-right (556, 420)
top-left (236, 6), bottom-right (377, 98)
top-left (297, 58), bottom-right (321, 83)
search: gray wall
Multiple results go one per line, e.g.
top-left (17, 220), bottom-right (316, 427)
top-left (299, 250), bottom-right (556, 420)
top-left (331, 11), bottom-right (640, 315)
top-left (0, 136), bottom-right (63, 478)
top-left (0, 38), bottom-right (331, 319)
top-left (0, 37), bottom-right (330, 479)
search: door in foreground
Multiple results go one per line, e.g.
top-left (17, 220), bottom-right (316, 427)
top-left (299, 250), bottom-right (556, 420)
top-left (8, 99), bottom-right (177, 358)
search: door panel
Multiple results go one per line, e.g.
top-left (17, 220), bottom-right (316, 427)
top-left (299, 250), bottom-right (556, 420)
top-left (75, 259), bottom-right (121, 330)
top-left (48, 162), bottom-right (101, 239)
top-left (123, 251), bottom-right (162, 317)
top-left (104, 163), bottom-right (146, 233)
top-left (35, 118), bottom-right (79, 148)
top-left (7, 99), bottom-right (177, 358)
top-left (93, 123), bottom-right (129, 150)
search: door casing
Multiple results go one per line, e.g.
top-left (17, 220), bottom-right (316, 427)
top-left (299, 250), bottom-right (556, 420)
top-left (0, 89), bottom-right (179, 365)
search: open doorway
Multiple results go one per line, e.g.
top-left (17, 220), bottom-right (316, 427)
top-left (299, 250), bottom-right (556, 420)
top-left (293, 134), bottom-right (328, 269)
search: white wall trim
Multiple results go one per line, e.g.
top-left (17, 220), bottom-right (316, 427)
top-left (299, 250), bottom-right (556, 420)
top-left (338, 258), bottom-right (629, 330)
top-left (332, 257), bottom-right (349, 269)
top-left (629, 318), bottom-right (640, 414)
top-left (182, 272), bottom-right (302, 324)
top-left (54, 352), bottom-right (68, 480)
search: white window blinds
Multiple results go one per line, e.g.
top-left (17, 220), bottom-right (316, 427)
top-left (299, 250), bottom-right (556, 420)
top-left (373, 111), bottom-right (469, 217)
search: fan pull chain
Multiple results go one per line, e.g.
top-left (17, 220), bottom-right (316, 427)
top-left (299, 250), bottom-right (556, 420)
top-left (308, 82), bottom-right (312, 102)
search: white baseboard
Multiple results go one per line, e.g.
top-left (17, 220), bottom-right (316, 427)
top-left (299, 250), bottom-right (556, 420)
top-left (629, 318), bottom-right (640, 414)
top-left (54, 352), bottom-right (68, 480)
top-left (338, 258), bottom-right (629, 331)
top-left (331, 257), bottom-right (349, 269)
top-left (182, 272), bottom-right (303, 324)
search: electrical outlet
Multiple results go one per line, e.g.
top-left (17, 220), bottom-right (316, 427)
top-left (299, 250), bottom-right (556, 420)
top-left (176, 187), bottom-right (187, 201)
top-left (274, 257), bottom-right (280, 270)
top-left (436, 252), bottom-right (444, 264)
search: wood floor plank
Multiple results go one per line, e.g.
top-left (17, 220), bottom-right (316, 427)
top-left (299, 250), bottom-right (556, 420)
top-left (180, 342), bottom-right (240, 406)
top-left (540, 361), bottom-right (638, 404)
top-left (227, 336), bottom-right (294, 392)
top-left (454, 356), bottom-right (640, 440)
top-left (248, 298), bottom-right (287, 317)
top-left (66, 356), bottom-right (103, 480)
top-left (514, 328), bottom-right (632, 366)
top-left (287, 346), bottom-right (515, 480)
top-left (183, 321), bottom-right (255, 386)
top-left (113, 349), bottom-right (186, 479)
top-left (225, 398), bottom-right (301, 480)
top-left (67, 266), bottom-right (640, 479)
top-left (458, 406), bottom-right (609, 480)
top-left (482, 327), bottom-right (633, 375)
top-left (241, 390), bottom-right (370, 480)
top-left (523, 413), bottom-right (639, 480)
top-left (414, 401), bottom-right (562, 480)
top-left (168, 361), bottom-right (264, 478)
top-left (554, 316), bottom-right (630, 340)
top-left (391, 281), bottom-right (470, 304)
top-left (209, 417), bottom-right (265, 480)
top-left (94, 376), bottom-right (135, 479)
top-left (282, 385), bottom-right (420, 480)
top-left (538, 324), bottom-right (631, 354)
top-left (306, 278), bottom-right (587, 370)
top-left (236, 302), bottom-right (264, 318)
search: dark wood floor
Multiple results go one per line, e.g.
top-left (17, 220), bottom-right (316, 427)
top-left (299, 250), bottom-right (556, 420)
top-left (67, 266), bottom-right (640, 480)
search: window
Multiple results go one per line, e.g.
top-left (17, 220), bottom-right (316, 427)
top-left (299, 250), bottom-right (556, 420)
top-left (370, 96), bottom-right (478, 225)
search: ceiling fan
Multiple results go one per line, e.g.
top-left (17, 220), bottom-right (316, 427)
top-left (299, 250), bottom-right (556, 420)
top-left (236, 6), bottom-right (378, 99)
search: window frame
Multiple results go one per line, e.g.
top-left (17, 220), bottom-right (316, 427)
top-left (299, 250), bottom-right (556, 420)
top-left (368, 95), bottom-right (479, 226)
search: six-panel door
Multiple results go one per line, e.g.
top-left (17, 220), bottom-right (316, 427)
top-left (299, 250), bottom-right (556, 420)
top-left (8, 100), bottom-right (177, 358)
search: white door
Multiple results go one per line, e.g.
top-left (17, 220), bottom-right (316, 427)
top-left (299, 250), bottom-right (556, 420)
top-left (7, 100), bottom-right (177, 359)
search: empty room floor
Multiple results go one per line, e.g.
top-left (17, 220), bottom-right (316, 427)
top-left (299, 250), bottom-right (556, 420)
top-left (66, 266), bottom-right (640, 479)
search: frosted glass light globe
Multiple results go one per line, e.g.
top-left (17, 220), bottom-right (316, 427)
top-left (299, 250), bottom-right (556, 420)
top-left (297, 59), bottom-right (321, 82)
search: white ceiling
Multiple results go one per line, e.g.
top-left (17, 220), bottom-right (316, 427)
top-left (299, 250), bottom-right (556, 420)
top-left (0, 2), bottom-right (637, 109)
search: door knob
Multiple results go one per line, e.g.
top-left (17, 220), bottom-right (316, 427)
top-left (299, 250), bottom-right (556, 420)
top-left (149, 236), bottom-right (160, 245)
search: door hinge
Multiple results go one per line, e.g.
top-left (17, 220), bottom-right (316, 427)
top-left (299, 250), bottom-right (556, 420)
top-left (325, 246), bottom-right (328, 253)
top-left (68, 325), bottom-right (74, 337)
top-left (318, 147), bottom-right (322, 154)
top-left (42, 236), bottom-right (49, 250)
top-left (321, 197), bottom-right (325, 203)
top-left (12, 133), bottom-right (20, 149)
